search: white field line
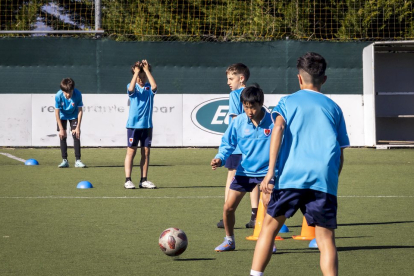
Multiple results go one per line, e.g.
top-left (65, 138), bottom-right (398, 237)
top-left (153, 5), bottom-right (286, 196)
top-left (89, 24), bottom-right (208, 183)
top-left (0, 195), bottom-right (412, 199)
top-left (0, 152), bottom-right (26, 163)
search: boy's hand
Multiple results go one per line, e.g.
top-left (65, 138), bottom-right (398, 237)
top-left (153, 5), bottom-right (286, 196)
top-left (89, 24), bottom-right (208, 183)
top-left (59, 129), bottom-right (67, 140)
top-left (260, 173), bottom-right (274, 194)
top-left (133, 61), bottom-right (141, 74)
top-left (211, 158), bottom-right (222, 170)
top-left (141, 60), bottom-right (149, 72)
top-left (72, 127), bottom-right (81, 139)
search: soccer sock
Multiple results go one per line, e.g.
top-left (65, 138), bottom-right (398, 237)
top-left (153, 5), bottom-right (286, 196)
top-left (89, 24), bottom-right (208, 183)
top-left (73, 135), bottom-right (81, 160)
top-left (60, 137), bottom-right (68, 159)
top-left (251, 208), bottom-right (258, 221)
top-left (226, 235), bottom-right (234, 243)
top-left (140, 177), bottom-right (147, 182)
top-left (126, 177), bottom-right (132, 182)
top-left (250, 270), bottom-right (263, 276)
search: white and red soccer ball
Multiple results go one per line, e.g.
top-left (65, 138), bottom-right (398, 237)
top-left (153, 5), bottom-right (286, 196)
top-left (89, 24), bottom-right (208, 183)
top-left (159, 228), bottom-right (188, 256)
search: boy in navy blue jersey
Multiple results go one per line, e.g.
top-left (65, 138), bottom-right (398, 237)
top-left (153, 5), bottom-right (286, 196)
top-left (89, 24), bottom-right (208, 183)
top-left (124, 60), bottom-right (158, 189)
top-left (55, 78), bottom-right (86, 168)
top-left (211, 85), bottom-right (275, 252)
top-left (250, 52), bottom-right (349, 276)
top-left (216, 63), bottom-right (260, 230)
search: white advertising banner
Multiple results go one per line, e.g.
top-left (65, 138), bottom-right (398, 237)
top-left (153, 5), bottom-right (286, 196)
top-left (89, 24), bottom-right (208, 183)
top-left (30, 94), bottom-right (182, 147)
top-left (0, 94), bottom-right (32, 146)
top-left (0, 93), bottom-right (364, 147)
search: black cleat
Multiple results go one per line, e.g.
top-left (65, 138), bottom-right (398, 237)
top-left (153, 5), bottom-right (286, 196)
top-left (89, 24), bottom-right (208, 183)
top-left (217, 219), bottom-right (224, 228)
top-left (245, 219), bottom-right (256, 228)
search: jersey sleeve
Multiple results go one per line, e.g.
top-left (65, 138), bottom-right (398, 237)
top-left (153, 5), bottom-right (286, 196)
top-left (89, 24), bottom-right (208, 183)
top-left (228, 92), bottom-right (242, 117)
top-left (127, 83), bottom-right (135, 96)
top-left (272, 96), bottom-right (287, 122)
top-left (214, 120), bottom-right (238, 166)
top-left (336, 108), bottom-right (350, 148)
top-left (54, 93), bottom-right (61, 109)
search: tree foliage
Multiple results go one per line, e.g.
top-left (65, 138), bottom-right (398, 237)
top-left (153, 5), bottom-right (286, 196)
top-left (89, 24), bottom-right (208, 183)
top-left (1, 0), bottom-right (413, 41)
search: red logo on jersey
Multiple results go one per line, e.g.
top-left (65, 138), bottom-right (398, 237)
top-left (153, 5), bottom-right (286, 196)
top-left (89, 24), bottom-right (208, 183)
top-left (129, 138), bottom-right (133, 143)
top-left (145, 87), bottom-right (150, 90)
top-left (264, 129), bottom-right (271, 136)
top-left (71, 103), bottom-right (75, 107)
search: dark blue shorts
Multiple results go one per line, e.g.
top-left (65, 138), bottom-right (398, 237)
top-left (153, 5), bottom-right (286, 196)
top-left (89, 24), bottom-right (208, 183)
top-left (267, 189), bottom-right (338, 229)
top-left (224, 154), bottom-right (242, 169)
top-left (230, 175), bottom-right (274, 193)
top-left (127, 128), bottom-right (153, 147)
top-left (57, 119), bottom-right (78, 131)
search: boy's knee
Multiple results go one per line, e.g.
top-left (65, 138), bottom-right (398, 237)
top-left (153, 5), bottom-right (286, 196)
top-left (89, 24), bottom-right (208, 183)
top-left (223, 203), bottom-right (236, 214)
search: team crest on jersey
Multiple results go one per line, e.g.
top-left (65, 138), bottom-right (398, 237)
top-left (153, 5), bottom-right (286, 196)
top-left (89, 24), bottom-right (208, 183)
top-left (145, 86), bottom-right (150, 90)
top-left (129, 138), bottom-right (133, 143)
top-left (264, 129), bottom-right (272, 136)
top-left (71, 103), bottom-right (75, 107)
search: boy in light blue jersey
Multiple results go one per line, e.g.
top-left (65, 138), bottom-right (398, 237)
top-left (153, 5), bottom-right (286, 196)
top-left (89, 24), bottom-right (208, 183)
top-left (216, 63), bottom-right (260, 230)
top-left (54, 78), bottom-right (86, 168)
top-left (211, 85), bottom-right (275, 252)
top-left (124, 60), bottom-right (158, 189)
top-left (250, 52), bottom-right (350, 276)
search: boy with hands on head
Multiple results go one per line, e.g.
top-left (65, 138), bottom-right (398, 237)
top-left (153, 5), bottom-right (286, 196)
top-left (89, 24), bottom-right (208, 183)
top-left (124, 59), bottom-right (158, 189)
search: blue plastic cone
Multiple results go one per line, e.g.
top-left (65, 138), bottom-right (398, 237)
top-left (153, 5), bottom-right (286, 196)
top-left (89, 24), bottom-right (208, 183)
top-left (77, 181), bottom-right (93, 189)
top-left (25, 159), bottom-right (39, 166)
top-left (279, 224), bottom-right (289, 233)
top-left (309, 238), bottom-right (318, 248)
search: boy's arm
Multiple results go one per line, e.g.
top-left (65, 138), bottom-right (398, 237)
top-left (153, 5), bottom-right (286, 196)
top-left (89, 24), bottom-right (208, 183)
top-left (211, 121), bottom-right (238, 169)
top-left (128, 66), bottom-right (140, 93)
top-left (338, 148), bottom-right (344, 176)
top-left (72, 107), bottom-right (83, 139)
top-left (262, 115), bottom-right (285, 194)
top-left (142, 60), bottom-right (157, 92)
top-left (55, 109), bottom-right (66, 140)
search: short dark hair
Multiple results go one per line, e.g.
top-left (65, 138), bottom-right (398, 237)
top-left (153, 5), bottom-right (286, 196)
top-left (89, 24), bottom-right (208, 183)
top-left (60, 78), bottom-right (75, 92)
top-left (131, 61), bottom-right (152, 75)
top-left (297, 52), bottom-right (327, 85)
top-left (240, 84), bottom-right (264, 106)
top-left (226, 63), bottom-right (250, 82)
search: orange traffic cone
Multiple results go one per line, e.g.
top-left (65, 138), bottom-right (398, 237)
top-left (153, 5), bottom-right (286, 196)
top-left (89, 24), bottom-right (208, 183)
top-left (292, 216), bottom-right (315, 240)
top-left (246, 193), bottom-right (283, 241)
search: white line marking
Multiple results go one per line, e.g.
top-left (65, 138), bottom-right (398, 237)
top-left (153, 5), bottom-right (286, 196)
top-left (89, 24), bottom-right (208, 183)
top-left (0, 195), bottom-right (411, 199)
top-left (0, 152), bottom-right (26, 163)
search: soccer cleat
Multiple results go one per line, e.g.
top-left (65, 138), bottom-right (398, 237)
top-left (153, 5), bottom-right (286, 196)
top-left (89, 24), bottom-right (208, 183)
top-left (245, 219), bottom-right (256, 228)
top-left (75, 160), bottom-right (86, 168)
top-left (273, 245), bottom-right (277, 254)
top-left (58, 159), bottom-right (69, 168)
top-left (215, 238), bottom-right (235, 252)
top-left (139, 180), bottom-right (157, 189)
top-left (124, 180), bottom-right (136, 189)
top-left (217, 219), bottom-right (224, 228)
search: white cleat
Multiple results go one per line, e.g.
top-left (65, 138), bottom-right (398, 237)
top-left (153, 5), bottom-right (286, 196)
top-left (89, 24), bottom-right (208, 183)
top-left (139, 180), bottom-right (157, 189)
top-left (124, 180), bottom-right (136, 189)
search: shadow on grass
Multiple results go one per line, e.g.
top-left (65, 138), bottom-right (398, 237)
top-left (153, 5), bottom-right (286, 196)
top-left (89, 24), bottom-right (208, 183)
top-left (338, 221), bottom-right (414, 227)
top-left (88, 164), bottom-right (172, 168)
top-left (337, 245), bottom-right (414, 251)
top-left (174, 258), bottom-right (216, 261)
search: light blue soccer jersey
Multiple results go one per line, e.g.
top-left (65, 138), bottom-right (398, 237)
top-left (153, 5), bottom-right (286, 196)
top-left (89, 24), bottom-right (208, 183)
top-left (215, 108), bottom-right (274, 177)
top-left (54, 88), bottom-right (83, 120)
top-left (228, 87), bottom-right (245, 155)
top-left (126, 82), bottom-right (157, 129)
top-left (273, 89), bottom-right (350, 196)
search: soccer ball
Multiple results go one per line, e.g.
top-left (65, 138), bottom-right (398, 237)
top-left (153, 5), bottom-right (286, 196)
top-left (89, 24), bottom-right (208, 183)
top-left (158, 228), bottom-right (188, 256)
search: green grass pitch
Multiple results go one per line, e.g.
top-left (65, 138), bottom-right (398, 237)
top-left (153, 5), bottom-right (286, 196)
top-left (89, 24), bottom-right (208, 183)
top-left (0, 147), bottom-right (413, 275)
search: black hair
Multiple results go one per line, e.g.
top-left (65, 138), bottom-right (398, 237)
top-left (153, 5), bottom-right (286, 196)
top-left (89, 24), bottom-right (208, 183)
top-left (240, 84), bottom-right (264, 106)
top-left (131, 61), bottom-right (152, 75)
top-left (60, 78), bottom-right (75, 92)
top-left (297, 52), bottom-right (327, 85)
top-left (226, 63), bottom-right (250, 82)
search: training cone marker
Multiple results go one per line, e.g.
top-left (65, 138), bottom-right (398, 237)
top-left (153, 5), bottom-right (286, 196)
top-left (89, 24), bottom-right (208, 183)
top-left (309, 238), bottom-right (318, 248)
top-left (25, 159), bottom-right (39, 166)
top-left (292, 217), bottom-right (315, 240)
top-left (246, 193), bottom-right (283, 241)
top-left (77, 181), bottom-right (93, 189)
top-left (279, 224), bottom-right (289, 233)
